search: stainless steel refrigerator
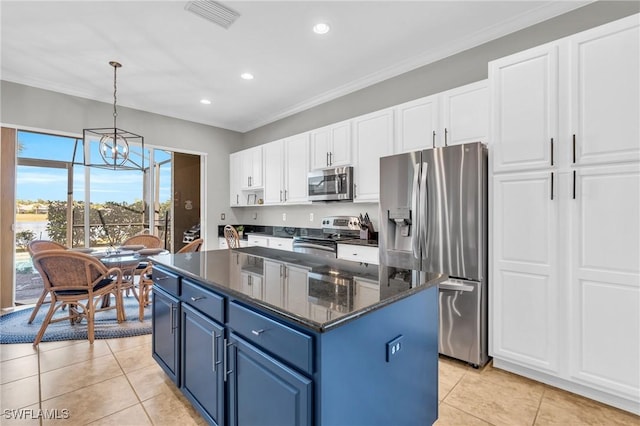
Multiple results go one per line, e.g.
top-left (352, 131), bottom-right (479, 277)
top-left (379, 142), bottom-right (488, 367)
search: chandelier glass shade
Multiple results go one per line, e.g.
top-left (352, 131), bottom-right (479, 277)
top-left (83, 61), bottom-right (144, 171)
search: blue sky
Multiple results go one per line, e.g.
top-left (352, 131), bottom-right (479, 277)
top-left (17, 131), bottom-right (171, 204)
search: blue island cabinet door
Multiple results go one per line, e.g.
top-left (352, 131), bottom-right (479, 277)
top-left (228, 333), bottom-right (312, 426)
top-left (152, 287), bottom-right (180, 384)
top-left (181, 304), bottom-right (225, 425)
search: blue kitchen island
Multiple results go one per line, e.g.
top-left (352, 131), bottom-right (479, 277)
top-left (150, 247), bottom-right (444, 426)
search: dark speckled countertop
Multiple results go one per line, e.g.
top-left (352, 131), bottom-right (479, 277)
top-left (151, 247), bottom-right (444, 332)
top-left (338, 239), bottom-right (379, 247)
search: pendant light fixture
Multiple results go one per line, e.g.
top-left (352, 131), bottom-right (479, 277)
top-left (83, 61), bottom-right (144, 171)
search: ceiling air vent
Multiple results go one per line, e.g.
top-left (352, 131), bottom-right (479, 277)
top-left (185, 1), bottom-right (240, 29)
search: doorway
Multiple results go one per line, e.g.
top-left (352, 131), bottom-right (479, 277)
top-left (172, 152), bottom-right (201, 252)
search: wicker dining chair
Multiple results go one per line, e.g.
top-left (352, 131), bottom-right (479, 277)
top-left (224, 225), bottom-right (241, 249)
top-left (26, 240), bottom-right (68, 324)
top-left (121, 234), bottom-right (163, 249)
top-left (30, 250), bottom-right (125, 346)
top-left (136, 263), bottom-right (154, 322)
top-left (178, 238), bottom-right (204, 253)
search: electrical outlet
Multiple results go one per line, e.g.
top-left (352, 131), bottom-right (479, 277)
top-left (386, 335), bottom-right (404, 362)
top-left (282, 213), bottom-right (287, 221)
top-left (309, 213), bottom-right (314, 222)
top-left (220, 213), bottom-right (225, 220)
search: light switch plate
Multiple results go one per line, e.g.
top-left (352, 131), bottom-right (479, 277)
top-left (220, 213), bottom-right (225, 220)
top-left (282, 213), bottom-right (286, 221)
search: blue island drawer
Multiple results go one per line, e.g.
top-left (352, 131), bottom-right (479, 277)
top-left (181, 279), bottom-right (225, 323)
top-left (228, 302), bottom-right (313, 374)
top-left (152, 267), bottom-right (180, 296)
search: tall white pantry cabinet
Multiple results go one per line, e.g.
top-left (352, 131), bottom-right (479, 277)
top-left (489, 14), bottom-right (640, 414)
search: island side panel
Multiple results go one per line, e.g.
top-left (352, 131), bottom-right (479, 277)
top-left (316, 286), bottom-right (438, 426)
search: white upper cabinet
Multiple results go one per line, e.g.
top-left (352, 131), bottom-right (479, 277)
top-left (240, 146), bottom-right (263, 189)
top-left (490, 43), bottom-right (559, 173)
top-left (353, 108), bottom-right (394, 202)
top-left (570, 15), bottom-right (640, 166)
top-left (394, 94), bottom-right (439, 152)
top-left (284, 133), bottom-right (310, 204)
top-left (263, 133), bottom-right (310, 205)
top-left (229, 151), bottom-right (242, 206)
top-left (394, 80), bottom-right (488, 153)
top-left (310, 121), bottom-right (352, 170)
top-left (441, 80), bottom-right (489, 147)
top-left (263, 140), bottom-right (285, 204)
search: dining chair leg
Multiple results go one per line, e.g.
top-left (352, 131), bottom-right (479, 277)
top-left (27, 288), bottom-right (48, 324)
top-left (116, 290), bottom-right (126, 323)
top-left (33, 298), bottom-right (60, 347)
top-left (87, 300), bottom-right (95, 344)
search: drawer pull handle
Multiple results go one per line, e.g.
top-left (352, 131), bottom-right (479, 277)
top-left (156, 276), bottom-right (169, 281)
top-left (251, 329), bottom-right (265, 336)
top-left (190, 296), bottom-right (205, 302)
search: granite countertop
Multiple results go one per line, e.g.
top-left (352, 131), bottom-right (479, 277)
top-left (151, 247), bottom-right (444, 332)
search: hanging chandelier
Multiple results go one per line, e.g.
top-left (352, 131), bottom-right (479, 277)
top-left (83, 61), bottom-right (144, 171)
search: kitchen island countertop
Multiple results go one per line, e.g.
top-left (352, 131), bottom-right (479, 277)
top-left (150, 246), bottom-right (443, 332)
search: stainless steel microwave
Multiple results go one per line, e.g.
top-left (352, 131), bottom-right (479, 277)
top-left (308, 166), bottom-right (354, 201)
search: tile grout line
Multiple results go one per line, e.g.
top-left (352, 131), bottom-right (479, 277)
top-left (439, 364), bottom-right (498, 425)
top-left (36, 343), bottom-right (43, 426)
top-left (531, 386), bottom-right (547, 426)
top-left (105, 339), bottom-right (155, 425)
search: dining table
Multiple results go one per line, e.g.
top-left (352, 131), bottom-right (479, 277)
top-left (92, 248), bottom-right (169, 316)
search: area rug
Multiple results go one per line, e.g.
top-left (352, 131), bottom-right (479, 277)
top-left (0, 295), bottom-right (152, 344)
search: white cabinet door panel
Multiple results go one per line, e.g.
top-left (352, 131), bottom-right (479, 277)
top-left (571, 16), bottom-right (640, 165)
top-left (263, 140), bottom-right (284, 205)
top-left (490, 44), bottom-right (558, 173)
top-left (568, 163), bottom-right (640, 398)
top-left (395, 95), bottom-right (438, 153)
top-left (353, 109), bottom-right (394, 202)
top-left (442, 80), bottom-right (489, 147)
top-left (495, 270), bottom-right (557, 368)
top-left (573, 165), bottom-right (640, 273)
top-left (330, 122), bottom-right (352, 167)
top-left (491, 171), bottom-right (559, 372)
top-left (310, 129), bottom-right (330, 170)
top-left (230, 152), bottom-right (242, 206)
top-left (570, 281), bottom-right (640, 397)
top-left (285, 134), bottom-right (309, 204)
top-left (495, 173), bottom-right (555, 266)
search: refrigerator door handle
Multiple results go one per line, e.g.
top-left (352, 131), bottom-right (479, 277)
top-left (439, 281), bottom-right (475, 292)
top-left (419, 161), bottom-right (428, 257)
top-left (411, 162), bottom-right (420, 259)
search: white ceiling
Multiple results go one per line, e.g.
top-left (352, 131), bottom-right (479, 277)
top-left (1, 1), bottom-right (588, 133)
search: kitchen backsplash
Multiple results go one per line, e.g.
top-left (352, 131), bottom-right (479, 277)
top-left (230, 202), bottom-right (379, 230)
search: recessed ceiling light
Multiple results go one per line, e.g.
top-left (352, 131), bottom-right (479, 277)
top-left (241, 73), bottom-right (254, 80)
top-left (313, 23), bottom-right (330, 35)
top-left (200, 99), bottom-right (212, 105)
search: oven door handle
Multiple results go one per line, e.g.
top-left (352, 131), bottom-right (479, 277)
top-left (293, 242), bottom-right (335, 252)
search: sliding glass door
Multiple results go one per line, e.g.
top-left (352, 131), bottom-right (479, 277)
top-left (14, 130), bottom-right (177, 304)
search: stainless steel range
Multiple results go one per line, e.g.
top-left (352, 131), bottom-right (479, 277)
top-left (292, 216), bottom-right (361, 258)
